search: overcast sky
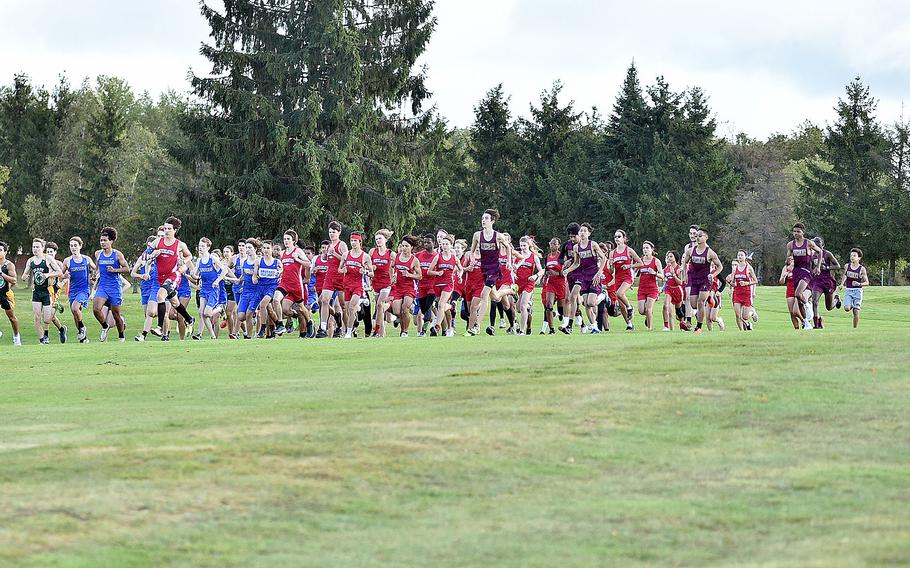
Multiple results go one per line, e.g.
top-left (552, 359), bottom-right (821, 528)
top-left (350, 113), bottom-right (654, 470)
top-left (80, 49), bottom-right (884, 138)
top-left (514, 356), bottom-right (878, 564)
top-left (1, 0), bottom-right (908, 138)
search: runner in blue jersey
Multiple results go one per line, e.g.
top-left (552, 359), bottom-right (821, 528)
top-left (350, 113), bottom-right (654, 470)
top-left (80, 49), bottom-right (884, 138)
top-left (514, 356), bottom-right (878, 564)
top-left (253, 239), bottom-right (282, 338)
top-left (132, 233), bottom-right (162, 341)
top-left (92, 227), bottom-right (130, 342)
top-left (60, 236), bottom-right (96, 343)
top-left (237, 239), bottom-right (261, 339)
top-left (191, 237), bottom-right (227, 340)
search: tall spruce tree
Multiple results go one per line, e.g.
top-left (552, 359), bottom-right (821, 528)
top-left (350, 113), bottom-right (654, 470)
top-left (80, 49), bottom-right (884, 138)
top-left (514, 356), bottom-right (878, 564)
top-left (186, 0), bottom-right (441, 241)
top-left (798, 78), bottom-right (891, 266)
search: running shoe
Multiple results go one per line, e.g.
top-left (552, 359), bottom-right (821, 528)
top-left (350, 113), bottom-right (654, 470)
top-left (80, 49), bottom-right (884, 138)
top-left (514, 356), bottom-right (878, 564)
top-left (100, 327), bottom-right (109, 342)
top-left (275, 323), bottom-right (286, 336)
top-left (78, 326), bottom-right (86, 342)
top-left (751, 311), bottom-right (759, 322)
top-left (445, 328), bottom-right (456, 337)
top-left (400, 332), bottom-right (409, 338)
top-left (558, 325), bottom-right (571, 335)
top-left (344, 330), bottom-right (353, 339)
top-left (589, 327), bottom-right (601, 334)
top-left (306, 321), bottom-right (315, 338)
top-left (13, 335), bottom-right (21, 346)
top-left (134, 334), bottom-right (145, 342)
top-left (315, 329), bottom-right (328, 339)
top-left (662, 326), bottom-right (671, 332)
top-left (40, 336), bottom-right (49, 345)
top-left (150, 326), bottom-right (163, 337)
top-left (417, 331), bottom-right (426, 338)
top-left (692, 328), bottom-right (703, 335)
top-left (485, 326), bottom-right (495, 336)
top-left (192, 333), bottom-right (202, 340)
top-left (833, 295), bottom-right (841, 310)
top-left (626, 323), bottom-right (634, 331)
top-left (429, 326), bottom-right (438, 337)
top-left (506, 327), bottom-right (515, 335)
top-left (499, 320), bottom-right (506, 329)
top-left (59, 324), bottom-right (67, 344)
top-left (161, 334), bottom-right (170, 341)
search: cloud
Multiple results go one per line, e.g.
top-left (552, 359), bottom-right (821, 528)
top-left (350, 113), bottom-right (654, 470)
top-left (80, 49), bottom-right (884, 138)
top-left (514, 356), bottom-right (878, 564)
top-left (1, 0), bottom-right (906, 137)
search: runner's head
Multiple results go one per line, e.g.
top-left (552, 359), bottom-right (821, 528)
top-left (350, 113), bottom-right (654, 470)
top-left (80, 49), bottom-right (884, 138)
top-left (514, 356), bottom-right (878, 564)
top-left (599, 240), bottom-right (613, 255)
top-left (421, 233), bottom-right (436, 252)
top-left (439, 234), bottom-right (453, 253)
top-left (566, 222), bottom-right (580, 240)
top-left (665, 250), bottom-right (678, 265)
top-left (850, 247), bottom-right (862, 263)
top-left (689, 224), bottom-right (699, 242)
top-left (518, 236), bottom-right (531, 254)
top-left (642, 240), bottom-right (654, 257)
top-left (198, 237), bottom-right (212, 255)
top-left (32, 237), bottom-right (46, 255)
top-left (237, 238), bottom-right (246, 256)
top-left (374, 229), bottom-right (392, 249)
top-left (100, 227), bottom-right (117, 249)
top-left (0, 240), bottom-right (7, 260)
top-left (303, 244), bottom-right (315, 259)
top-left (697, 228), bottom-right (708, 245)
top-left (350, 231), bottom-right (364, 252)
top-left (737, 249), bottom-right (747, 263)
top-left (327, 221), bottom-right (342, 241)
top-left (283, 230), bottom-right (298, 249)
top-left (454, 238), bottom-right (467, 256)
top-left (549, 237), bottom-right (560, 253)
top-left (164, 217), bottom-right (181, 237)
top-left (245, 238), bottom-right (261, 256)
top-left (481, 209), bottom-right (499, 229)
top-left (399, 235), bottom-right (417, 255)
top-left (436, 228), bottom-right (449, 246)
top-left (69, 237), bottom-right (83, 255)
top-left (261, 239), bottom-right (274, 257)
top-left (319, 239), bottom-right (330, 256)
top-left (613, 228), bottom-right (626, 246)
top-left (157, 225), bottom-right (165, 239)
top-left (792, 222), bottom-right (805, 239)
top-left (46, 242), bottom-right (58, 257)
top-left (813, 236), bottom-right (824, 248)
top-left (222, 245), bottom-right (234, 258)
top-left (579, 223), bottom-right (593, 241)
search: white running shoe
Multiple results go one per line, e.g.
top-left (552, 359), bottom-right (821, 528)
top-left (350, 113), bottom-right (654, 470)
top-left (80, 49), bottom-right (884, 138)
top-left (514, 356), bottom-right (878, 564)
top-left (134, 334), bottom-right (145, 342)
top-left (575, 315), bottom-right (583, 326)
top-left (400, 332), bottom-right (408, 338)
top-left (445, 328), bottom-right (455, 337)
top-left (100, 327), bottom-right (109, 342)
top-left (344, 330), bottom-right (353, 339)
top-left (150, 326), bottom-right (162, 337)
top-left (13, 334), bottom-right (21, 346)
top-left (499, 320), bottom-right (506, 329)
top-left (119, 337), bottom-right (125, 343)
top-left (662, 326), bottom-right (671, 332)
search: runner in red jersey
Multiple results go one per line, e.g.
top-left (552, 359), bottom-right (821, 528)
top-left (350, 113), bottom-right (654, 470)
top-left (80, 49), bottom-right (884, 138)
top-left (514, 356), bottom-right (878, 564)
top-left (727, 249), bottom-right (758, 331)
top-left (488, 233), bottom-right (516, 334)
top-left (513, 236), bottom-right (544, 336)
top-left (415, 235), bottom-right (440, 336)
top-left (610, 229), bottom-right (641, 331)
top-left (316, 221), bottom-right (348, 338)
top-left (275, 229), bottom-right (311, 338)
top-left (338, 232), bottom-right (374, 339)
top-left (429, 235), bottom-right (462, 336)
top-left (369, 229), bottom-right (394, 337)
top-left (542, 238), bottom-right (566, 334)
top-left (148, 216), bottom-right (196, 340)
top-left (662, 251), bottom-right (687, 331)
top-left (779, 257), bottom-right (801, 329)
top-left (595, 241), bottom-right (617, 332)
top-left (632, 241), bottom-right (664, 331)
top-left (389, 235), bottom-right (422, 337)
top-left (453, 238), bottom-right (469, 328)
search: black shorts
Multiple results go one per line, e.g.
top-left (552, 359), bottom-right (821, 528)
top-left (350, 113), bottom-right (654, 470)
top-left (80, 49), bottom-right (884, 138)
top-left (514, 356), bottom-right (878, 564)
top-left (0, 289), bottom-right (13, 310)
top-left (418, 294), bottom-right (436, 315)
top-left (32, 288), bottom-right (51, 306)
top-left (225, 282), bottom-right (236, 303)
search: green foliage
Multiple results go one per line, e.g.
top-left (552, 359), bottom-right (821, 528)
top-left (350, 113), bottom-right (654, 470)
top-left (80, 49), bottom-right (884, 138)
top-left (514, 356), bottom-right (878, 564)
top-left (796, 77), bottom-right (904, 279)
top-left (185, 0), bottom-right (443, 242)
top-left (0, 165), bottom-right (9, 228)
top-left (0, 74), bottom-right (57, 250)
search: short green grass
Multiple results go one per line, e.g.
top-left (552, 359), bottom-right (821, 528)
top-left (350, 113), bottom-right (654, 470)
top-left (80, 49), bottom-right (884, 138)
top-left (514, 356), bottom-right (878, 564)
top-left (1, 287), bottom-right (909, 567)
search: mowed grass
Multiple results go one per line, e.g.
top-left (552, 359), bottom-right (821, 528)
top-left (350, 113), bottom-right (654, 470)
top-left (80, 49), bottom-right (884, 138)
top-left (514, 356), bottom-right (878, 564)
top-left (1, 287), bottom-right (909, 567)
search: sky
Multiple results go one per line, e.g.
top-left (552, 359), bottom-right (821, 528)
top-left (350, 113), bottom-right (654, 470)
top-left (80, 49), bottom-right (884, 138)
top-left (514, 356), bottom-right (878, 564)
top-left (1, 0), bottom-right (908, 139)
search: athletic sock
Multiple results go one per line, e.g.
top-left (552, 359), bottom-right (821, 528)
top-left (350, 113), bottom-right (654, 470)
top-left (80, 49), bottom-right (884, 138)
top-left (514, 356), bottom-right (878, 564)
top-left (118, 331), bottom-right (124, 339)
top-left (175, 303), bottom-right (194, 323)
top-left (695, 322), bottom-right (703, 330)
top-left (77, 321), bottom-right (85, 331)
top-left (157, 303), bottom-right (166, 327)
top-left (43, 330), bottom-right (49, 338)
top-left (142, 330), bottom-right (148, 337)
top-left (489, 303), bottom-right (497, 327)
top-left (505, 309), bottom-right (515, 328)
top-left (320, 320), bottom-right (327, 331)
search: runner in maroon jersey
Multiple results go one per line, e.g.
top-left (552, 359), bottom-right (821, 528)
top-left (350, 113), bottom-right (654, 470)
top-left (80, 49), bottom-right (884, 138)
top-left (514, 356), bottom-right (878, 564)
top-left (389, 235), bottom-right (422, 337)
top-left (786, 222), bottom-right (823, 330)
top-left (561, 223), bottom-right (608, 333)
top-left (632, 241), bottom-right (664, 331)
top-left (316, 221), bottom-right (348, 338)
top-left (148, 216), bottom-right (196, 340)
top-left (727, 249), bottom-right (758, 331)
top-left (680, 227), bottom-right (723, 334)
top-left (662, 251), bottom-right (686, 331)
top-left (682, 224), bottom-right (699, 326)
top-left (369, 229), bottom-right (394, 337)
top-left (338, 232), bottom-right (374, 339)
top-left (513, 236), bottom-right (544, 336)
top-left (809, 236), bottom-right (841, 328)
top-left (840, 247), bottom-right (868, 328)
top-left (275, 229), bottom-right (311, 338)
top-left (467, 209), bottom-right (513, 336)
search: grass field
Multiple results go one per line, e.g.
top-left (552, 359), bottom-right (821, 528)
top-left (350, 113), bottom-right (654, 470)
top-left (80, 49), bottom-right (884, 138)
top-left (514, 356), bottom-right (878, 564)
top-left (2, 287), bottom-right (909, 567)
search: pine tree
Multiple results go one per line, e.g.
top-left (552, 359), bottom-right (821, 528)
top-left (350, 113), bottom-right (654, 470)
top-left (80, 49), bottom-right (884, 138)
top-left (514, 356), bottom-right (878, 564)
top-left (798, 77), bottom-right (890, 263)
top-left (186, 0), bottom-right (441, 241)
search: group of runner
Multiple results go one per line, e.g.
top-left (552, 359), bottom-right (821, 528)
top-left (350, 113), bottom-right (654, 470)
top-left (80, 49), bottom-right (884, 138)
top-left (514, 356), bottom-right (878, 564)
top-left (0, 212), bottom-right (870, 344)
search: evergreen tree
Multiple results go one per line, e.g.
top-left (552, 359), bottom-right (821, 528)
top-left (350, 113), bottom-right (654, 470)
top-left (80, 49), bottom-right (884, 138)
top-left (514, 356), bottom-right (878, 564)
top-left (0, 74), bottom-right (57, 250)
top-left (798, 78), bottom-right (891, 264)
top-left (186, 0), bottom-right (441, 241)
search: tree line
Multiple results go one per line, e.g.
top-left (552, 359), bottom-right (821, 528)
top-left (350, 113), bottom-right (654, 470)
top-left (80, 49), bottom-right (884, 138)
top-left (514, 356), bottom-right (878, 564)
top-left (0, 0), bottom-right (907, 282)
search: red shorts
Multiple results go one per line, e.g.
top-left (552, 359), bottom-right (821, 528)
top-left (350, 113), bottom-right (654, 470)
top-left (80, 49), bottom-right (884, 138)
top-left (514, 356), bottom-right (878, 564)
top-left (343, 285), bottom-right (364, 300)
top-left (665, 286), bottom-right (684, 306)
top-left (465, 279), bottom-right (483, 302)
top-left (435, 283), bottom-right (454, 295)
top-left (733, 287), bottom-right (752, 306)
top-left (607, 282), bottom-right (618, 303)
top-left (545, 278), bottom-right (567, 301)
top-left (277, 286), bottom-right (305, 304)
top-left (614, 271), bottom-right (634, 287)
top-left (515, 278), bottom-right (534, 294)
top-left (157, 270), bottom-right (180, 287)
top-left (323, 271), bottom-right (343, 292)
top-left (637, 287), bottom-right (659, 301)
top-left (496, 271), bottom-right (513, 288)
top-left (786, 280), bottom-right (795, 298)
top-left (372, 280), bottom-right (391, 294)
top-left (390, 287), bottom-right (416, 301)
